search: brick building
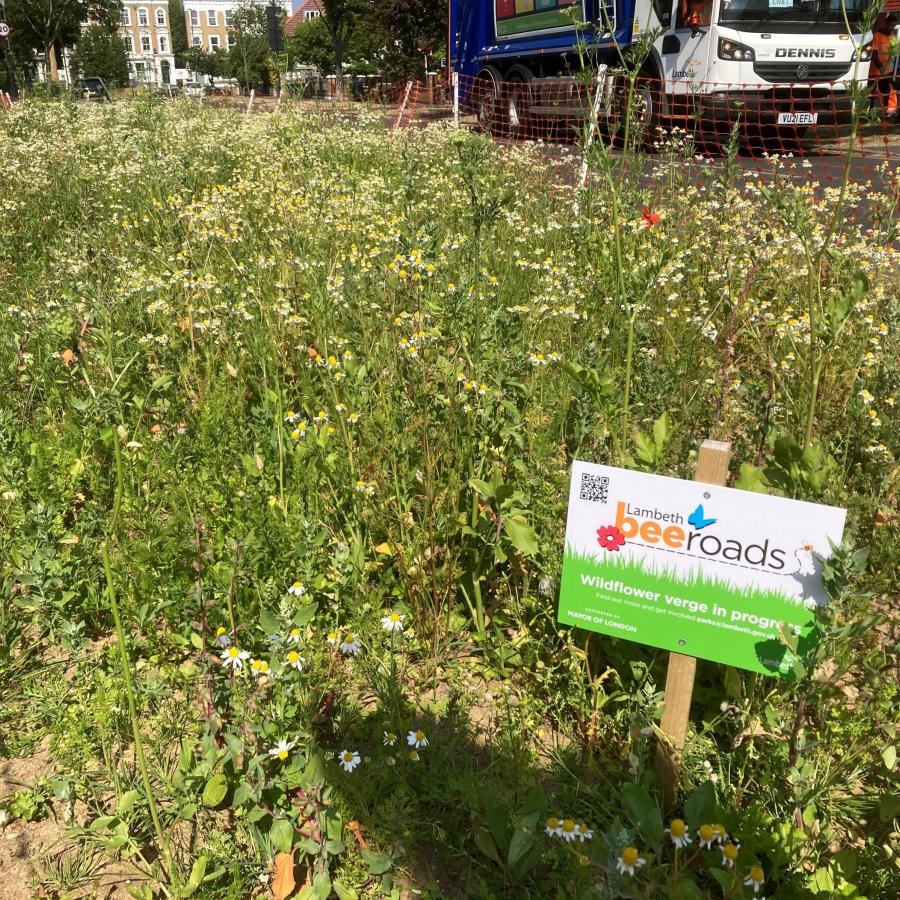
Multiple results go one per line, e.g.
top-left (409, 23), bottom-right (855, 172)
top-left (183, 0), bottom-right (291, 55)
top-left (119, 1), bottom-right (177, 85)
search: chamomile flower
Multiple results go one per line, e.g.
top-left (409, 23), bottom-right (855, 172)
top-left (250, 658), bottom-right (270, 677)
top-left (544, 817), bottom-right (562, 837)
top-left (290, 422), bottom-right (308, 440)
top-left (284, 410), bottom-right (300, 424)
top-left (326, 630), bottom-right (340, 645)
top-left (383, 731), bottom-right (397, 746)
top-left (214, 626), bottom-right (231, 647)
top-left (288, 581), bottom-right (305, 596)
top-left (407, 730), bottom-right (428, 749)
top-left (616, 846), bottom-right (646, 876)
top-left (408, 749), bottom-right (419, 762)
top-left (339, 633), bottom-right (362, 655)
top-left (268, 739), bottom-right (294, 761)
top-left (721, 842), bottom-right (740, 869)
top-left (711, 823), bottom-right (729, 845)
top-left (577, 824), bottom-right (593, 842)
top-left (666, 818), bottom-right (692, 848)
top-left (559, 819), bottom-right (579, 842)
top-left (287, 627), bottom-right (302, 644)
top-left (220, 646), bottom-right (250, 671)
top-left (338, 750), bottom-right (361, 772)
top-left (698, 823), bottom-right (715, 849)
top-left (403, 627), bottom-right (415, 639)
top-left (313, 410), bottom-right (329, 424)
top-left (381, 611), bottom-right (405, 632)
top-left (286, 650), bottom-right (305, 671)
top-left (744, 865), bottom-right (766, 893)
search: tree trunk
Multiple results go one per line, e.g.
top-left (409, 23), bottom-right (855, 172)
top-left (334, 38), bottom-right (343, 99)
top-left (46, 43), bottom-right (59, 82)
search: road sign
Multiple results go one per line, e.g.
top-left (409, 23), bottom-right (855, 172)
top-left (558, 458), bottom-right (846, 676)
top-left (0, 22), bottom-right (10, 38)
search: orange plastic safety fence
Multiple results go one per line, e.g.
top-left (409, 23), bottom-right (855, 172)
top-left (386, 72), bottom-right (898, 173)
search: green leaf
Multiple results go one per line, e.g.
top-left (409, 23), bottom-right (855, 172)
top-left (652, 412), bottom-right (671, 451)
top-left (708, 868), bottom-right (734, 893)
top-left (181, 855), bottom-right (208, 897)
top-left (634, 431), bottom-right (656, 465)
top-left (503, 516), bottom-right (538, 556)
top-left (116, 789), bottom-right (141, 817)
top-left (882, 745), bottom-right (896, 771)
top-left (270, 817), bottom-right (294, 854)
top-left (223, 732), bottom-right (243, 759)
top-left (201, 773), bottom-right (228, 808)
top-left (734, 463), bottom-right (769, 493)
top-left (724, 667), bottom-right (742, 701)
top-left (878, 794), bottom-right (900, 822)
top-left (473, 827), bottom-right (502, 866)
top-left (621, 783), bottom-right (664, 849)
top-left (506, 821), bottom-right (536, 870)
top-left (232, 780), bottom-right (254, 807)
top-left (673, 876), bottom-right (706, 900)
top-left (684, 781), bottom-right (716, 828)
top-left (361, 847), bottom-right (393, 875)
top-left (333, 882), bottom-right (358, 900)
top-left (325, 838), bottom-right (345, 855)
top-left (312, 873), bottom-right (332, 899)
top-left (303, 750), bottom-right (326, 787)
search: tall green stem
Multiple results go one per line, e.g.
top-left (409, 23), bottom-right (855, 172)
top-left (103, 428), bottom-right (178, 889)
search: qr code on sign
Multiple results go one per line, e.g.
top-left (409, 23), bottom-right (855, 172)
top-left (580, 473), bottom-right (609, 503)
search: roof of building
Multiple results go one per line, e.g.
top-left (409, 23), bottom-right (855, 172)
top-left (284, 0), bottom-right (324, 37)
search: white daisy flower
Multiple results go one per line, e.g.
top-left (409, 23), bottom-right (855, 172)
top-left (407, 730), bottom-right (428, 749)
top-left (404, 628), bottom-right (415, 639)
top-left (268, 739), bottom-right (294, 761)
top-left (339, 633), bottom-right (362, 655)
top-left (288, 581), bottom-right (305, 596)
top-left (383, 731), bottom-right (397, 746)
top-left (326, 630), bottom-right (340, 645)
top-left (286, 650), bottom-right (305, 671)
top-left (381, 611), bottom-right (405, 632)
top-left (616, 846), bottom-right (646, 876)
top-left (744, 865), bottom-right (766, 893)
top-left (697, 823), bottom-right (716, 849)
top-left (408, 749), bottom-right (420, 762)
top-left (287, 627), bottom-right (302, 644)
top-left (576, 824), bottom-right (593, 842)
top-left (559, 819), bottom-right (579, 842)
top-left (665, 818), bottom-right (692, 848)
top-left (544, 816), bottom-right (562, 837)
top-left (338, 750), bottom-right (361, 772)
top-left (250, 658), bottom-right (270, 678)
top-left (721, 842), bottom-right (739, 869)
top-left (220, 646), bottom-right (250, 671)
top-left (711, 823), bottom-right (729, 845)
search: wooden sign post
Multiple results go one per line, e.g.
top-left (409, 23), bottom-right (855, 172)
top-left (655, 439), bottom-right (732, 809)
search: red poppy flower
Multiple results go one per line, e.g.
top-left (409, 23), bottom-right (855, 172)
top-left (641, 207), bottom-right (661, 227)
top-left (597, 525), bottom-right (626, 552)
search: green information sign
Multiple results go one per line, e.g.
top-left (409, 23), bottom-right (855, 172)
top-left (559, 463), bottom-right (846, 676)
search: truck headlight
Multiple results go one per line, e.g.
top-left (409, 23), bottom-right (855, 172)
top-left (718, 39), bottom-right (755, 62)
top-left (858, 42), bottom-right (872, 62)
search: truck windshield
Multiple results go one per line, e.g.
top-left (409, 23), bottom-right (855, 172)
top-left (718, 0), bottom-right (868, 33)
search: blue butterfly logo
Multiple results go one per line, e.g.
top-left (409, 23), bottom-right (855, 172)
top-left (687, 504), bottom-right (717, 530)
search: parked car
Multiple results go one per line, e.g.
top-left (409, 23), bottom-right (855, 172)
top-left (77, 77), bottom-right (111, 101)
top-left (182, 82), bottom-right (207, 99)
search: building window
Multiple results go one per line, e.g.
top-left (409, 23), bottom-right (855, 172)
top-left (189, 10), bottom-right (199, 25)
top-left (121, 9), bottom-right (130, 25)
top-left (192, 34), bottom-right (201, 46)
top-left (225, 10), bottom-right (234, 26)
top-left (123, 31), bottom-right (134, 51)
top-left (207, 10), bottom-right (217, 25)
top-left (138, 7), bottom-right (149, 26)
top-left (209, 35), bottom-right (220, 50)
top-left (305, 9), bottom-right (320, 19)
top-left (141, 33), bottom-right (152, 52)
top-left (227, 34), bottom-right (235, 48)
top-left (159, 34), bottom-right (168, 52)
top-left (156, 9), bottom-right (166, 25)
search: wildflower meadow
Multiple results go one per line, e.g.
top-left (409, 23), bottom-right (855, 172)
top-left (0, 95), bottom-right (898, 899)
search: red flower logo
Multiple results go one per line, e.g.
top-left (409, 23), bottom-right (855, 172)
top-left (641, 207), bottom-right (661, 227)
top-left (597, 525), bottom-right (626, 552)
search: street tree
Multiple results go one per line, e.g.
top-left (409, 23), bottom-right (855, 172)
top-left (229, 0), bottom-right (270, 91)
top-left (370, 0), bottom-right (445, 80)
top-left (69, 24), bottom-right (129, 86)
top-left (321, 0), bottom-right (367, 97)
top-left (6, 0), bottom-right (122, 82)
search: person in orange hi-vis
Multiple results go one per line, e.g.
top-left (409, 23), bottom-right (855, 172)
top-left (870, 12), bottom-right (898, 121)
